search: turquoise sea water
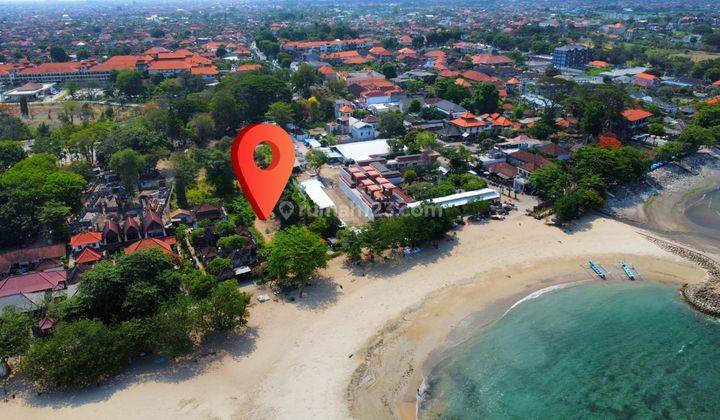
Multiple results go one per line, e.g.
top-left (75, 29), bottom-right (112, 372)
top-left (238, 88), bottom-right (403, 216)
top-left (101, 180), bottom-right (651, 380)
top-left (421, 281), bottom-right (720, 419)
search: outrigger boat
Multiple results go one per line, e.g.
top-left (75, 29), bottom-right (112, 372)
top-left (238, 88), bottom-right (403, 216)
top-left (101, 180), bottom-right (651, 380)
top-left (620, 261), bottom-right (636, 280)
top-left (589, 261), bottom-right (606, 279)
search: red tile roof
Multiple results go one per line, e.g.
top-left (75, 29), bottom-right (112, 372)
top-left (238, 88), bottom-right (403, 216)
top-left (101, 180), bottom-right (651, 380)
top-left (70, 231), bottom-right (102, 248)
top-left (489, 162), bottom-right (518, 179)
top-left (588, 60), bottom-right (610, 68)
top-left (451, 112), bottom-right (485, 128)
top-left (622, 108), bottom-right (653, 122)
top-left (236, 63), bottom-right (262, 72)
top-left (0, 270), bottom-right (67, 297)
top-left (191, 66), bottom-right (219, 75)
top-left (20, 62), bottom-right (85, 74)
top-left (124, 238), bottom-right (174, 256)
top-left (635, 72), bottom-right (659, 81)
top-left (0, 244), bottom-right (66, 274)
top-left (147, 60), bottom-right (191, 71)
top-left (471, 54), bottom-right (513, 66)
top-left (462, 70), bottom-right (502, 84)
top-left (75, 247), bottom-right (102, 265)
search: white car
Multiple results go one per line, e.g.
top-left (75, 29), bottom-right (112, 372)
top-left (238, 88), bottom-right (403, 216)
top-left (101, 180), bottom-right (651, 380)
top-left (403, 247), bottom-right (422, 255)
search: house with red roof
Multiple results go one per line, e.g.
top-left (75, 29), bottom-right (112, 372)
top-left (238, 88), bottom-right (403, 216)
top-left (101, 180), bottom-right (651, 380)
top-left (318, 65), bottom-right (337, 79)
top-left (633, 72), bottom-right (660, 88)
top-left (0, 270), bottom-right (67, 298)
top-left (74, 247), bottom-right (102, 266)
top-left (70, 231), bottom-right (102, 254)
top-left (124, 238), bottom-right (177, 260)
top-left (471, 54), bottom-right (513, 67)
top-left (236, 63), bottom-right (262, 73)
top-left (0, 244), bottom-right (66, 275)
top-left (449, 112), bottom-right (487, 136)
top-left (622, 108), bottom-right (653, 129)
top-left (588, 60), bottom-right (611, 68)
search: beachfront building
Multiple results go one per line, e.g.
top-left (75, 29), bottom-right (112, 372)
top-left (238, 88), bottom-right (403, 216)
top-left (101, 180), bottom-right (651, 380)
top-left (405, 189), bottom-right (500, 210)
top-left (339, 162), bottom-right (414, 220)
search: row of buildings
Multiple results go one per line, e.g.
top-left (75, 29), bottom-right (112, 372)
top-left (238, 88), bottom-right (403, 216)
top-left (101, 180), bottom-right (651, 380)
top-left (0, 47), bottom-right (219, 86)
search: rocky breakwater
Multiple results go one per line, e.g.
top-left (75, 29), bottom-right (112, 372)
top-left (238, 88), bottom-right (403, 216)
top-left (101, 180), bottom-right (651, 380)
top-left (642, 233), bottom-right (720, 316)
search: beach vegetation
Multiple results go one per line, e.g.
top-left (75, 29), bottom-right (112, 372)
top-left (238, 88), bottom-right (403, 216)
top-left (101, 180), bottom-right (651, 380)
top-left (14, 249), bottom-right (251, 388)
top-left (264, 225), bottom-right (329, 296)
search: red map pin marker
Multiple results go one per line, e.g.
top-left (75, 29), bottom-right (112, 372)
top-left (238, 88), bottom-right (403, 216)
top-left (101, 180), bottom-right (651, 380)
top-left (230, 123), bottom-right (295, 221)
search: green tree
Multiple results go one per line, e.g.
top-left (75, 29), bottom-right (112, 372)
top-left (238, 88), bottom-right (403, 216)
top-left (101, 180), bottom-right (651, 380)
top-left (188, 113), bottom-right (215, 145)
top-left (109, 149), bottom-right (145, 192)
top-left (381, 62), bottom-right (397, 79)
top-left (407, 99), bottom-right (422, 113)
top-left (210, 90), bottom-right (241, 135)
top-left (0, 141), bottom-right (26, 172)
top-left (38, 201), bottom-right (71, 241)
top-left (0, 114), bottom-right (31, 140)
top-left (200, 281), bottom-right (251, 331)
top-left (530, 163), bottom-right (570, 199)
top-left (49, 46), bottom-right (69, 62)
top-left (462, 83), bottom-right (499, 115)
top-left (217, 234), bottom-right (247, 256)
top-left (207, 258), bottom-right (233, 277)
top-left (265, 101), bottom-right (295, 126)
top-left (22, 319), bottom-right (125, 388)
top-left (185, 271), bottom-right (219, 299)
top-left (0, 310), bottom-right (31, 374)
top-left (403, 169), bottom-right (418, 183)
top-left (291, 63), bottom-right (321, 98)
top-left (377, 111), bottom-right (406, 138)
top-left (306, 149), bottom-right (328, 173)
top-left (170, 152), bottom-right (199, 208)
top-left (264, 226), bottom-right (329, 296)
top-left (115, 69), bottom-right (145, 98)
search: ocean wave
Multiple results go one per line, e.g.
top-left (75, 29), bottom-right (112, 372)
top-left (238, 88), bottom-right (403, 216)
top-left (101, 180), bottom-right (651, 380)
top-left (503, 281), bottom-right (587, 317)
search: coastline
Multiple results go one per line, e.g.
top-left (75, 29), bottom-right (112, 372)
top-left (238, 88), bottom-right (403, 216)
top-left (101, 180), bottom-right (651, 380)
top-left (348, 251), bottom-right (707, 420)
top-left (2, 212), bottom-right (711, 420)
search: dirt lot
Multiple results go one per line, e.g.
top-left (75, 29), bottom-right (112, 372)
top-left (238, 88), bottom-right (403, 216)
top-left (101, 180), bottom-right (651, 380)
top-left (0, 102), bottom-right (136, 129)
top-left (681, 50), bottom-right (720, 63)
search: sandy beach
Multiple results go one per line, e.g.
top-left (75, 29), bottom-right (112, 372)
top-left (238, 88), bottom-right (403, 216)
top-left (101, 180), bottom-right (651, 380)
top-left (2, 208), bottom-right (712, 420)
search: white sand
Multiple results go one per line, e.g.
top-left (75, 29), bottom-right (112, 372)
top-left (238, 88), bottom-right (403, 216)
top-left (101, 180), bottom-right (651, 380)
top-left (2, 212), bottom-right (710, 420)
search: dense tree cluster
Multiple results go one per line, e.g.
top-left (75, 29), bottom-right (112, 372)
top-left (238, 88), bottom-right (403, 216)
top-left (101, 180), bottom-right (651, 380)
top-left (531, 146), bottom-right (651, 222)
top-left (0, 154), bottom-right (86, 245)
top-left (11, 250), bottom-right (251, 388)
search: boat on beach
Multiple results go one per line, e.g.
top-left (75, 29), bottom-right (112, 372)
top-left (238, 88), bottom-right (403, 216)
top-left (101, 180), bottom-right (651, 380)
top-left (589, 261), bottom-right (606, 279)
top-left (621, 261), bottom-right (636, 280)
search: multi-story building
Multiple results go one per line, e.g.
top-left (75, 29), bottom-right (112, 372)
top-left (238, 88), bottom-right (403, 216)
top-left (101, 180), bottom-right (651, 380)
top-left (339, 161), bottom-right (413, 220)
top-left (552, 44), bottom-right (590, 70)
